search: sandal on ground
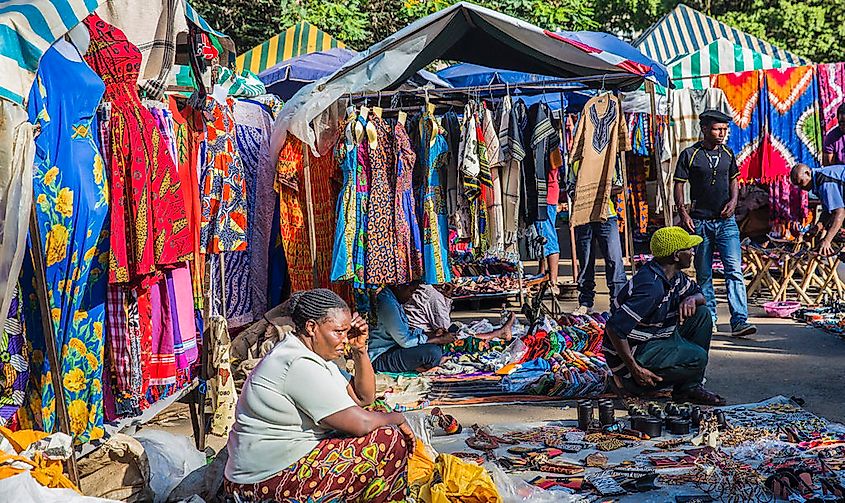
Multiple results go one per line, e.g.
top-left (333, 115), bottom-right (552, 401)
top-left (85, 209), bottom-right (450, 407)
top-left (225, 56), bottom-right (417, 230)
top-left (672, 386), bottom-right (726, 406)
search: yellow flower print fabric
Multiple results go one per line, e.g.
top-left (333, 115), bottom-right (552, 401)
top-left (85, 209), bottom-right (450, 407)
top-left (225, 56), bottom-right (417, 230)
top-left (22, 45), bottom-right (110, 444)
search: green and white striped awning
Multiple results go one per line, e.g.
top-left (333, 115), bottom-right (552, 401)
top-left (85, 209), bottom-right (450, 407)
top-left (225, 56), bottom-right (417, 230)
top-left (635, 3), bottom-right (809, 67)
top-left (670, 38), bottom-right (790, 89)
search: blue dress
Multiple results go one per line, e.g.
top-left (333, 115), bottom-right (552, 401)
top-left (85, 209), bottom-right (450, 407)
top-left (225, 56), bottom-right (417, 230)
top-left (331, 117), bottom-right (358, 282)
top-left (419, 115), bottom-right (452, 284)
top-left (24, 41), bottom-right (110, 444)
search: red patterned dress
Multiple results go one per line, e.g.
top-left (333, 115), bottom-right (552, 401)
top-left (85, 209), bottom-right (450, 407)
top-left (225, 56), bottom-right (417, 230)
top-left (84, 13), bottom-right (192, 286)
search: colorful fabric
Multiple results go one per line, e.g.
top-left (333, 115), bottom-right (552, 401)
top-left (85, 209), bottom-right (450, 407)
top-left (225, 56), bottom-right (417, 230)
top-left (331, 114), bottom-right (361, 283)
top-left (365, 114), bottom-right (404, 285)
top-left (167, 266), bottom-right (198, 370)
top-left (201, 97), bottom-right (249, 253)
top-left (761, 66), bottom-right (821, 181)
top-left (208, 315), bottom-right (236, 436)
top-left (167, 98), bottom-right (206, 310)
top-left (224, 425), bottom-right (409, 503)
top-left (0, 287), bottom-right (27, 425)
top-left (713, 71), bottom-right (766, 181)
top-left (276, 138), bottom-right (310, 292)
top-left (84, 13), bottom-right (192, 285)
top-left (237, 99), bottom-right (275, 317)
top-left (395, 122), bottom-right (422, 282)
top-left (419, 114), bottom-right (452, 285)
top-left (148, 277), bottom-right (177, 385)
top-left (217, 67), bottom-right (267, 98)
top-left (769, 178), bottom-right (811, 238)
top-left (25, 42), bottom-right (109, 443)
top-left (818, 62), bottom-right (845, 134)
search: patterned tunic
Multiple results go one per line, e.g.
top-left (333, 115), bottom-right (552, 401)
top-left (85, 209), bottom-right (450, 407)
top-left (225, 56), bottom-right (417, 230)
top-left (201, 97), bottom-right (249, 253)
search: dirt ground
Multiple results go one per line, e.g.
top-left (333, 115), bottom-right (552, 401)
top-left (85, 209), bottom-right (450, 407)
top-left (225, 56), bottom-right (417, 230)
top-left (143, 259), bottom-right (845, 456)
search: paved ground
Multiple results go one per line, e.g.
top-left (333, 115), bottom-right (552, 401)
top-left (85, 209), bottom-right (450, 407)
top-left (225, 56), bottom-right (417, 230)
top-left (145, 258), bottom-right (845, 456)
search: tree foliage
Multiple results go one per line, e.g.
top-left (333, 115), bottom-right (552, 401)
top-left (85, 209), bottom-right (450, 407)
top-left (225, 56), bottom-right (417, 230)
top-left (193, 0), bottom-right (845, 63)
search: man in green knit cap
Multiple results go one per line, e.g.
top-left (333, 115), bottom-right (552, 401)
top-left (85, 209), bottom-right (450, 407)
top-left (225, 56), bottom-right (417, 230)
top-left (602, 226), bottom-right (726, 405)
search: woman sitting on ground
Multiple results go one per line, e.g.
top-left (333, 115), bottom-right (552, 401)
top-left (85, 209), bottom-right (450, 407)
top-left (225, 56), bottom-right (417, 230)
top-left (224, 289), bottom-right (414, 502)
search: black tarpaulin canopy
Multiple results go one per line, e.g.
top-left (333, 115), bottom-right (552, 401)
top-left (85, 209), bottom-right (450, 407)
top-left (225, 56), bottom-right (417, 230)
top-left (271, 1), bottom-right (652, 156)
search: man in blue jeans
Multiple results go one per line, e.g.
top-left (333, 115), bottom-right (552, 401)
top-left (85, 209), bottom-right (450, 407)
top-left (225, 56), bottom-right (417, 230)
top-left (674, 109), bottom-right (756, 337)
top-left (573, 212), bottom-right (628, 314)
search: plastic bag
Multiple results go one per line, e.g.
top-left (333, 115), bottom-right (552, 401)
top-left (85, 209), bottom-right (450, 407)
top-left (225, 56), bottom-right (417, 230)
top-left (134, 430), bottom-right (206, 503)
top-left (0, 472), bottom-right (121, 503)
top-left (484, 462), bottom-right (581, 503)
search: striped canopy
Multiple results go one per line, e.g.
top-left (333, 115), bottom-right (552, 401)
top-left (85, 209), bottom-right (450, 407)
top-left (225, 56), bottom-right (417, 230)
top-left (236, 22), bottom-right (343, 75)
top-left (670, 38), bottom-right (789, 89)
top-left (0, 0), bottom-right (102, 106)
top-left (635, 3), bottom-right (809, 67)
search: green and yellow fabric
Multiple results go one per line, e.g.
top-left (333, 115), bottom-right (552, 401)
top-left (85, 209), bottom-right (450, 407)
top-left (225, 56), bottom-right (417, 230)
top-left (236, 22), bottom-right (343, 75)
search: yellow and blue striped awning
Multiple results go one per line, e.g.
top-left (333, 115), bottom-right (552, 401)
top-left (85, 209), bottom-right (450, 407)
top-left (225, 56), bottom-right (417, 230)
top-left (236, 22), bottom-right (343, 75)
top-left (0, 0), bottom-right (102, 106)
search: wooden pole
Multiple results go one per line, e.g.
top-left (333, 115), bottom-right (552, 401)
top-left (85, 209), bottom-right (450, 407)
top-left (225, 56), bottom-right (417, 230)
top-left (646, 81), bottom-right (673, 226)
top-left (28, 209), bottom-right (80, 486)
top-left (619, 151), bottom-right (637, 275)
top-left (301, 143), bottom-right (319, 288)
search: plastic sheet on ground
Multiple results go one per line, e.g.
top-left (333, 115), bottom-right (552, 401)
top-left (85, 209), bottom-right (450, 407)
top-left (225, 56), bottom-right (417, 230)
top-left (0, 472), bottom-right (121, 503)
top-left (133, 430), bottom-right (206, 503)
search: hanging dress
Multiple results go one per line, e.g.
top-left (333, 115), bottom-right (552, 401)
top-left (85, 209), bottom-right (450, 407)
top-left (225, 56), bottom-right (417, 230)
top-left (419, 114), bottom-right (452, 284)
top-left (331, 115), bottom-right (359, 282)
top-left (83, 13), bottom-right (192, 285)
top-left (394, 121), bottom-right (422, 281)
top-left (25, 41), bottom-right (110, 443)
top-left (365, 114), bottom-right (400, 285)
top-left (201, 96), bottom-right (249, 254)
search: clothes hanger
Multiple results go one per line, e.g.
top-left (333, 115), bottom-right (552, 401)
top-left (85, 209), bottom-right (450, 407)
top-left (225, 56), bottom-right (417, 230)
top-left (373, 91), bottom-right (383, 118)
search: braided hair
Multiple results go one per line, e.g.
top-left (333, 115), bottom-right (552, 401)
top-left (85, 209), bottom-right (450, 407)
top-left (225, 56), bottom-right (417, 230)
top-left (282, 289), bottom-right (349, 333)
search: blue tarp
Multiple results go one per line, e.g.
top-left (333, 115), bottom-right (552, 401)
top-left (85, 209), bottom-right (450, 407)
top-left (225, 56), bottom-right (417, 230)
top-left (556, 30), bottom-right (668, 87)
top-left (436, 30), bottom-right (669, 96)
top-left (259, 47), bottom-right (357, 100)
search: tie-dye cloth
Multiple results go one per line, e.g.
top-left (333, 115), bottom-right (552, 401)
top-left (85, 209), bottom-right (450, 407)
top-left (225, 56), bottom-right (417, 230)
top-left (818, 63), bottom-right (845, 133)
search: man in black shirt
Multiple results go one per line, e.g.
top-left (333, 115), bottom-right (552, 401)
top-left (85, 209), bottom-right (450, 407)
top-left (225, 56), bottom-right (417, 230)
top-left (673, 110), bottom-right (756, 338)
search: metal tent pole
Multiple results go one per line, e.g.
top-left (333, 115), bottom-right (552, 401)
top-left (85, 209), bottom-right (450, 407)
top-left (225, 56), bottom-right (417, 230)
top-left (28, 209), bottom-right (80, 486)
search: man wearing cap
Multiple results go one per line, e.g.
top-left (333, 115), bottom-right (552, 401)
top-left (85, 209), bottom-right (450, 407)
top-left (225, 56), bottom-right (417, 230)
top-left (790, 163), bottom-right (845, 256)
top-left (603, 227), bottom-right (725, 406)
top-left (673, 109), bottom-right (756, 338)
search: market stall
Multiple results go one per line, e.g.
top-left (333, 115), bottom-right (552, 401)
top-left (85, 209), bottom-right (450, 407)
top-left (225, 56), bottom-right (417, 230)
top-left (0, 0), bottom-right (286, 493)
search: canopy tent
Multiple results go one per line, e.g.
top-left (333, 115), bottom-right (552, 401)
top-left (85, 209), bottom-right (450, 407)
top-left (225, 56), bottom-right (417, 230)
top-left (669, 38), bottom-right (790, 90)
top-left (634, 3), bottom-right (809, 67)
top-left (236, 22), bottom-right (344, 75)
top-left (272, 1), bottom-right (656, 156)
top-left (259, 47), bottom-right (451, 101)
top-left (0, 0), bottom-right (102, 106)
top-left (259, 47), bottom-right (356, 100)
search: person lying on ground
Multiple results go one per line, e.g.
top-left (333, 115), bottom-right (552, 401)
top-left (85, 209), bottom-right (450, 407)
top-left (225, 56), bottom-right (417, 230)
top-left (791, 163), bottom-right (845, 256)
top-left (602, 227), bottom-right (726, 406)
top-left (224, 289), bottom-right (413, 502)
top-left (368, 283), bottom-right (461, 374)
top-left (402, 281), bottom-right (516, 341)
